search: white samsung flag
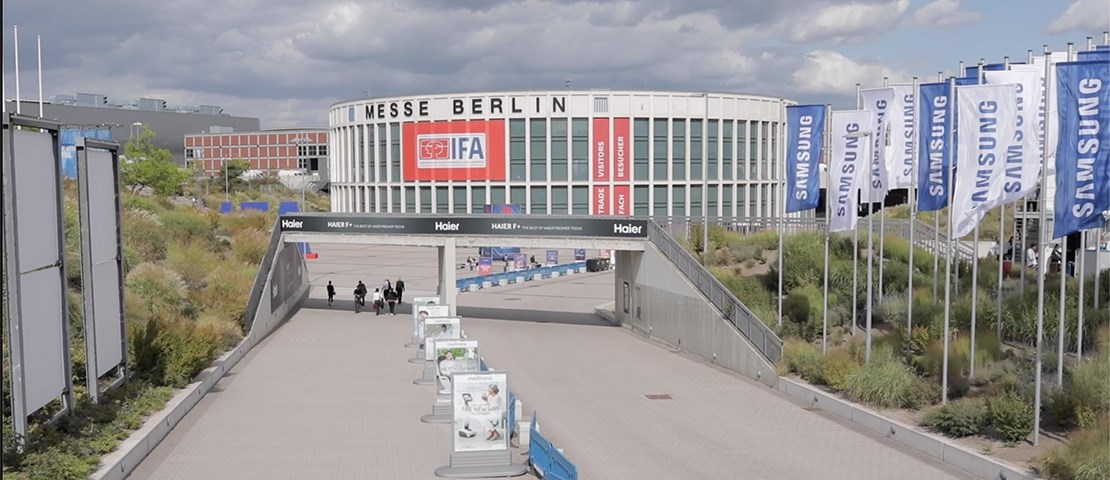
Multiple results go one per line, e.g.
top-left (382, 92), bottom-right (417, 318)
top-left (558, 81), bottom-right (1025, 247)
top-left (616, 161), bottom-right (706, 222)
top-left (952, 83), bottom-right (1019, 238)
top-left (1032, 52), bottom-right (1072, 216)
top-left (860, 87), bottom-right (894, 201)
top-left (886, 84), bottom-right (916, 188)
top-left (984, 65), bottom-right (1043, 206)
top-left (829, 110), bottom-right (875, 232)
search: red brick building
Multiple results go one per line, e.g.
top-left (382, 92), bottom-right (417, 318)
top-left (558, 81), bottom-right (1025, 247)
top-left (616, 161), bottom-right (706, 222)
top-left (184, 128), bottom-right (328, 177)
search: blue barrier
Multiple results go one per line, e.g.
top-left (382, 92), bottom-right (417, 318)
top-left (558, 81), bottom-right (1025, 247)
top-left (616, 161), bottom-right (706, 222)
top-left (240, 201), bottom-right (269, 212)
top-left (528, 414), bottom-right (579, 480)
top-left (455, 261), bottom-right (591, 291)
top-left (219, 201), bottom-right (233, 213)
top-left (507, 391), bottom-right (516, 437)
top-left (277, 201), bottom-right (300, 215)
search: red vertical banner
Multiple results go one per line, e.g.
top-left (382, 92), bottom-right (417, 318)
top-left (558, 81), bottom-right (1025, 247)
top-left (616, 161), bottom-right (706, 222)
top-left (593, 118), bottom-right (610, 181)
top-left (593, 185), bottom-right (611, 215)
top-left (613, 118), bottom-right (629, 181)
top-left (614, 185), bottom-right (631, 216)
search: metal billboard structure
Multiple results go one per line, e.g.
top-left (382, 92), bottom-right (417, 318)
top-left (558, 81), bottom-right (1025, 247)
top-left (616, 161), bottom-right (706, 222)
top-left (2, 113), bottom-right (75, 444)
top-left (76, 136), bottom-right (127, 403)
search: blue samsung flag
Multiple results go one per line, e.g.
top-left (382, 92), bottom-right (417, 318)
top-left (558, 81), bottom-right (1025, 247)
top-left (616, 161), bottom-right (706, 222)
top-left (964, 65), bottom-right (981, 80)
top-left (917, 82), bottom-right (953, 211)
top-left (785, 105), bottom-right (826, 213)
top-left (1077, 49), bottom-right (1110, 62)
top-left (1053, 60), bottom-right (1110, 238)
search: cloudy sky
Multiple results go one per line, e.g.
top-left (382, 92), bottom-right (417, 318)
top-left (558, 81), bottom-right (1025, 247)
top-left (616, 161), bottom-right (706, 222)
top-left (2, 0), bottom-right (1107, 129)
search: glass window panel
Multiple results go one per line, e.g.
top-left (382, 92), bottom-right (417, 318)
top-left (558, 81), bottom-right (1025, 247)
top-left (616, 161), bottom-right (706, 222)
top-left (471, 186), bottom-right (487, 210)
top-left (690, 185), bottom-right (702, 217)
top-left (634, 185), bottom-right (649, 215)
top-left (690, 119), bottom-right (702, 181)
top-left (722, 121), bottom-right (733, 180)
top-left (510, 119), bottom-right (526, 137)
top-left (404, 186), bottom-right (416, 212)
top-left (436, 187), bottom-right (448, 213)
top-left (653, 185), bottom-right (667, 218)
top-left (551, 187), bottom-right (569, 214)
top-left (530, 118), bottom-right (547, 181)
top-left (551, 119), bottom-right (568, 181)
top-left (390, 123), bottom-right (401, 181)
top-left (707, 120), bottom-right (718, 181)
top-left (530, 187), bottom-right (547, 214)
top-left (634, 118), bottom-right (649, 181)
top-left (572, 186), bottom-right (588, 214)
top-left (653, 119), bottom-right (668, 180)
top-left (722, 185), bottom-right (732, 218)
top-left (491, 186), bottom-right (505, 205)
top-left (673, 185), bottom-right (686, 217)
top-left (453, 186), bottom-right (467, 213)
top-left (572, 118), bottom-right (589, 181)
top-left (510, 186), bottom-right (525, 207)
top-left (708, 185), bottom-right (718, 218)
top-left (420, 185), bottom-right (431, 212)
top-left (672, 119), bottom-right (686, 180)
top-left (378, 125), bottom-right (387, 181)
top-left (392, 186), bottom-right (401, 213)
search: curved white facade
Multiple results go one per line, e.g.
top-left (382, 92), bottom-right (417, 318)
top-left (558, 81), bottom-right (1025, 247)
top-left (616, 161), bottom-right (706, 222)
top-left (328, 90), bottom-right (794, 220)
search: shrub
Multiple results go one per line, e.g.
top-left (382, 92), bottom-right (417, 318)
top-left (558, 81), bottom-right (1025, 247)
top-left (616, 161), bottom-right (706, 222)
top-left (157, 319), bottom-right (221, 388)
top-left (220, 210), bottom-right (272, 236)
top-left (1069, 349), bottom-right (1110, 416)
top-left (923, 398), bottom-right (988, 438)
top-left (843, 346), bottom-right (928, 409)
top-left (1037, 413), bottom-right (1110, 480)
top-left (740, 230), bottom-right (778, 250)
top-left (821, 349), bottom-right (861, 390)
top-left (125, 262), bottom-right (188, 322)
top-left (122, 208), bottom-right (168, 263)
top-left (160, 209), bottom-right (214, 243)
top-left (231, 228), bottom-right (269, 266)
top-left (196, 312), bottom-right (245, 350)
top-left (195, 262), bottom-right (255, 325)
top-left (1046, 387), bottom-right (1079, 427)
top-left (781, 338), bottom-right (823, 383)
top-left (167, 240), bottom-right (221, 290)
top-left (987, 389), bottom-right (1034, 444)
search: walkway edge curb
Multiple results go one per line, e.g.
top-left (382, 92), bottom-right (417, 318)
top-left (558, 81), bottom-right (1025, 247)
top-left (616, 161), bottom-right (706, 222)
top-left (90, 334), bottom-right (254, 480)
top-left (775, 378), bottom-right (1040, 480)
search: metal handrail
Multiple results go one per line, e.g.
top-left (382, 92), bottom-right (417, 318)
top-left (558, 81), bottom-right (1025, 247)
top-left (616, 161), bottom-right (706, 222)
top-left (646, 219), bottom-right (783, 364)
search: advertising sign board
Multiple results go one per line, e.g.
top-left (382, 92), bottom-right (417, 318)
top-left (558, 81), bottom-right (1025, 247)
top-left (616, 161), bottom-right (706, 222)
top-left (452, 372), bottom-right (509, 453)
top-left (402, 120), bottom-right (506, 181)
top-left (432, 338), bottom-right (480, 395)
top-left (424, 316), bottom-right (462, 361)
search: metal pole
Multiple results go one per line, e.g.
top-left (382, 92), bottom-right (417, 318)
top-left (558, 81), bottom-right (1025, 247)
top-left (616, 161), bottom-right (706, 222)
top-left (36, 35), bottom-right (42, 117)
top-left (878, 78), bottom-right (889, 309)
top-left (1077, 231), bottom-right (1086, 361)
top-left (858, 83), bottom-right (876, 362)
top-left (942, 76), bottom-right (956, 404)
top-left (970, 224), bottom-right (979, 379)
top-left (777, 100), bottom-right (785, 328)
top-left (1032, 45), bottom-right (1052, 447)
top-left (822, 103), bottom-right (832, 354)
top-left (15, 24), bottom-right (21, 114)
top-left (998, 206), bottom-right (1005, 337)
top-left (1056, 41), bottom-right (1075, 388)
top-left (853, 221), bottom-right (859, 338)
top-left (934, 206), bottom-right (940, 298)
top-left (908, 77), bottom-right (918, 335)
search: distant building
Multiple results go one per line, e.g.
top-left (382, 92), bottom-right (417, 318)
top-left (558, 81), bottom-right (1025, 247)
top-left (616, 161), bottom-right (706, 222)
top-left (5, 94), bottom-right (260, 165)
top-left (184, 128), bottom-right (328, 178)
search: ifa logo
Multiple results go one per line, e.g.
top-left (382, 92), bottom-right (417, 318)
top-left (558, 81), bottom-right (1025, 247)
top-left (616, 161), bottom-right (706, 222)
top-left (417, 133), bottom-right (487, 168)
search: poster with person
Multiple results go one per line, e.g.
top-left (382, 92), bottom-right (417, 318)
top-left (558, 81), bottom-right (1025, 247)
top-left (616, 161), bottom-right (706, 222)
top-left (415, 304), bottom-right (451, 340)
top-left (452, 372), bottom-right (509, 453)
top-left (546, 250), bottom-right (558, 266)
top-left (410, 296), bottom-right (441, 339)
top-left (477, 257), bottom-right (493, 275)
top-left (424, 316), bottom-right (462, 361)
top-left (431, 338), bottom-right (480, 395)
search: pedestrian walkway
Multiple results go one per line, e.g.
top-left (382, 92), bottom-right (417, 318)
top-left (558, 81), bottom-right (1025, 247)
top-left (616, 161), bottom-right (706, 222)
top-left (128, 244), bottom-right (974, 479)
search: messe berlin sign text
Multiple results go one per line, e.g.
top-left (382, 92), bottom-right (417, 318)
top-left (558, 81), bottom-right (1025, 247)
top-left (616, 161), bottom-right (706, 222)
top-left (279, 215), bottom-right (648, 238)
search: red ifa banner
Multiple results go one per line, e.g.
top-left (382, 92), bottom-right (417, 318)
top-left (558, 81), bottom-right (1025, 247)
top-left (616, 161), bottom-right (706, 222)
top-left (593, 118), bottom-right (609, 181)
top-left (402, 120), bottom-right (506, 181)
top-left (614, 185), bottom-right (630, 216)
top-left (613, 118), bottom-right (629, 181)
top-left (593, 185), bottom-right (610, 215)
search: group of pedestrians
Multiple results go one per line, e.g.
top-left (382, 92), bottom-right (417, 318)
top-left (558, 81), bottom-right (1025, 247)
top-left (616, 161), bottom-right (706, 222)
top-left (326, 278), bottom-right (406, 315)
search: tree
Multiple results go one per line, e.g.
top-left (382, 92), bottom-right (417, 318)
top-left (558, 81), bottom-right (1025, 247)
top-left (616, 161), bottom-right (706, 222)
top-left (216, 158), bottom-right (251, 194)
top-left (121, 126), bottom-right (190, 195)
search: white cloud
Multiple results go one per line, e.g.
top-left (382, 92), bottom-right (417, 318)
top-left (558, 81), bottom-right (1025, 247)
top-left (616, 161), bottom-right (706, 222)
top-left (788, 0), bottom-right (911, 43)
top-left (1048, 0), bottom-right (1110, 34)
top-left (912, 0), bottom-right (982, 28)
top-left (792, 50), bottom-right (910, 94)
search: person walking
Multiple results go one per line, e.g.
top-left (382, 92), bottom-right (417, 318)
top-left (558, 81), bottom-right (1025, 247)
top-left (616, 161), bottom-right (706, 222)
top-left (382, 279), bottom-right (392, 293)
top-left (371, 287), bottom-right (383, 315)
top-left (1026, 243), bottom-right (1038, 271)
top-left (326, 281), bottom-right (336, 306)
top-left (354, 281), bottom-right (368, 313)
top-left (395, 278), bottom-right (406, 304)
top-left (385, 287), bottom-right (399, 315)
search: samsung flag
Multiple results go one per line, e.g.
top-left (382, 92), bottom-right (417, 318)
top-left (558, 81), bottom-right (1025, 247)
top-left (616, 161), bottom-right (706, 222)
top-left (984, 65), bottom-right (1044, 206)
top-left (1053, 60), bottom-right (1110, 238)
top-left (917, 82), bottom-right (953, 212)
top-left (860, 88), bottom-right (894, 202)
top-left (952, 84), bottom-right (1019, 238)
top-left (829, 110), bottom-right (874, 232)
top-left (887, 84), bottom-right (916, 188)
top-left (786, 105), bottom-right (826, 213)
top-left (1077, 48), bottom-right (1110, 62)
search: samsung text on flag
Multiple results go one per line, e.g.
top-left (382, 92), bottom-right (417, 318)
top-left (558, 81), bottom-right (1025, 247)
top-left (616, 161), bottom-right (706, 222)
top-left (1072, 77), bottom-right (1102, 218)
top-left (793, 115), bottom-right (815, 202)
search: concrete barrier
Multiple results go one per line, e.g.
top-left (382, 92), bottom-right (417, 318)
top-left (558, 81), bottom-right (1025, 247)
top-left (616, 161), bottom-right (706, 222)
top-left (775, 378), bottom-right (1037, 480)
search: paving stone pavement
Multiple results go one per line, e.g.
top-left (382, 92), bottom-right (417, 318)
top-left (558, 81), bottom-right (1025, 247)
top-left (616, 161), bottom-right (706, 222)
top-left (127, 244), bottom-right (976, 480)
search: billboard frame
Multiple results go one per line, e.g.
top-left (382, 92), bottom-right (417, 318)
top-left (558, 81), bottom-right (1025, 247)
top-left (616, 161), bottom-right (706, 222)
top-left (2, 113), bottom-right (75, 446)
top-left (76, 136), bottom-right (128, 404)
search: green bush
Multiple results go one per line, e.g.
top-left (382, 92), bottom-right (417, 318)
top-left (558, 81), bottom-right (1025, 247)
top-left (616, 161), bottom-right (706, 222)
top-left (196, 262), bottom-right (255, 325)
top-left (781, 338), bottom-right (823, 383)
top-left (231, 228), bottom-right (269, 266)
top-left (821, 349), bottom-right (861, 390)
top-left (843, 346), bottom-right (928, 409)
top-left (924, 398), bottom-right (988, 438)
top-left (1069, 348), bottom-right (1110, 416)
top-left (1047, 386), bottom-right (1079, 427)
top-left (167, 240), bottom-right (221, 290)
top-left (160, 209), bottom-right (214, 243)
top-left (987, 389), bottom-right (1034, 444)
top-left (125, 262), bottom-right (188, 322)
top-left (156, 319), bottom-right (221, 388)
top-left (122, 208), bottom-right (167, 262)
top-left (739, 230), bottom-right (778, 250)
top-left (1037, 414), bottom-right (1110, 480)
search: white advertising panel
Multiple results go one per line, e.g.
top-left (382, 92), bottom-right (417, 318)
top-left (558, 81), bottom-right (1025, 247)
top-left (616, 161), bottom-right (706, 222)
top-left (416, 304), bottom-right (451, 340)
top-left (452, 372), bottom-right (509, 453)
top-left (411, 296), bottom-right (441, 337)
top-left (432, 338), bottom-right (480, 395)
top-left (424, 316), bottom-right (462, 361)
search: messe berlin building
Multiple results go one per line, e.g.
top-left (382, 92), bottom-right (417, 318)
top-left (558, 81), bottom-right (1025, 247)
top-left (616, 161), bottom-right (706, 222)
top-left (327, 90), bottom-right (799, 220)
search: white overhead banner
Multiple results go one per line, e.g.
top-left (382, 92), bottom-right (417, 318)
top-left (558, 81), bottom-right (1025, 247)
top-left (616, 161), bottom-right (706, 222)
top-left (452, 372), bottom-right (509, 453)
top-left (887, 84), bottom-right (916, 188)
top-left (829, 110), bottom-right (875, 232)
top-left (860, 87), bottom-right (894, 201)
top-left (984, 65), bottom-right (1044, 205)
top-left (952, 84), bottom-right (1019, 238)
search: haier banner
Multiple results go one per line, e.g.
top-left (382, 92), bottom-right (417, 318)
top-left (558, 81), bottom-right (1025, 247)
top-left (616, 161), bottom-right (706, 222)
top-left (402, 120), bottom-right (506, 181)
top-left (829, 110), bottom-right (874, 232)
top-left (785, 104), bottom-right (825, 213)
top-left (594, 118), bottom-right (610, 181)
top-left (1053, 60), bottom-right (1110, 239)
top-left (613, 118), bottom-right (630, 181)
top-left (279, 214), bottom-right (649, 238)
top-left (952, 84), bottom-right (1018, 238)
top-left (917, 82), bottom-right (953, 212)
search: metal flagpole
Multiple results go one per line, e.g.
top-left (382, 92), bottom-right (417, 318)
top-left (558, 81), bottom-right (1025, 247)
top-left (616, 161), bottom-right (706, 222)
top-left (1032, 44), bottom-right (1052, 447)
top-left (853, 83), bottom-right (862, 339)
top-left (36, 34), bottom-right (42, 117)
top-left (1056, 42), bottom-right (1075, 388)
top-left (997, 56), bottom-right (1011, 338)
top-left (14, 24), bottom-right (21, 114)
top-left (1021, 49), bottom-right (1036, 298)
top-left (778, 100), bottom-right (786, 328)
top-left (822, 104), bottom-right (832, 354)
top-left (863, 83), bottom-right (877, 363)
top-left (969, 60), bottom-right (985, 380)
top-left (942, 76), bottom-right (956, 404)
top-left (878, 77), bottom-right (889, 311)
top-left (933, 72), bottom-right (943, 301)
top-left (1077, 231), bottom-right (1086, 361)
top-left (908, 77), bottom-right (919, 335)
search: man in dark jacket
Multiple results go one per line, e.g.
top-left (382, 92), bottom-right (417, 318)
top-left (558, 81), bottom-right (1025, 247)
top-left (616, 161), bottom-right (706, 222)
top-left (395, 278), bottom-right (406, 304)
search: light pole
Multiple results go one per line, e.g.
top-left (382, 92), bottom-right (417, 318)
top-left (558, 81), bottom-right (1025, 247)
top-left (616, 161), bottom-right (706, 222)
top-left (130, 122), bottom-right (143, 143)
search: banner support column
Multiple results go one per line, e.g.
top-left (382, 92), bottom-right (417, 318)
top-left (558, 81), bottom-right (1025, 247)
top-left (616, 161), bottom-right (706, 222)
top-left (439, 238), bottom-right (458, 316)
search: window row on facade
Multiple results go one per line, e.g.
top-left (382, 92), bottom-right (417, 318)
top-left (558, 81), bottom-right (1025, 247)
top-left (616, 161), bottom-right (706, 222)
top-left (330, 117), bottom-right (781, 185)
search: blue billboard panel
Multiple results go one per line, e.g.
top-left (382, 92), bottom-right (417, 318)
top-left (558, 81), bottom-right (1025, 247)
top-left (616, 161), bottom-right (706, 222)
top-left (60, 127), bottom-right (112, 178)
